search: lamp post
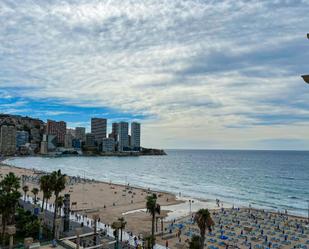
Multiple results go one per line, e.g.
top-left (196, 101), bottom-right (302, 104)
top-left (189, 199), bottom-right (194, 215)
top-left (92, 214), bottom-right (100, 246)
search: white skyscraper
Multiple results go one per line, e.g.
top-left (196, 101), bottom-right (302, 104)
top-left (118, 122), bottom-right (129, 152)
top-left (131, 122), bottom-right (141, 151)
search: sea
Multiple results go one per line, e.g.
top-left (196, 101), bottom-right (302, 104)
top-left (4, 149), bottom-right (309, 217)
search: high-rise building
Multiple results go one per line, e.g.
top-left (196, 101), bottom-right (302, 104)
top-left (0, 125), bottom-right (16, 156)
top-left (111, 122), bottom-right (119, 141)
top-left (131, 122), bottom-right (141, 151)
top-left (75, 127), bottom-right (86, 142)
top-left (64, 133), bottom-right (73, 148)
top-left (16, 131), bottom-right (29, 148)
top-left (102, 138), bottom-right (115, 152)
top-left (118, 122), bottom-right (129, 152)
top-left (91, 118), bottom-right (107, 144)
top-left (85, 133), bottom-right (96, 147)
top-left (66, 128), bottom-right (76, 138)
top-left (46, 120), bottom-right (66, 146)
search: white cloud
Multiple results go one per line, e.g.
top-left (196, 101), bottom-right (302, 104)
top-left (1, 0), bottom-right (309, 149)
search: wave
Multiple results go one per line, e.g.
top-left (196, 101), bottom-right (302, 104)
top-left (278, 176), bottom-right (295, 180)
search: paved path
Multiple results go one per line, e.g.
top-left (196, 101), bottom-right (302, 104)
top-left (22, 196), bottom-right (166, 249)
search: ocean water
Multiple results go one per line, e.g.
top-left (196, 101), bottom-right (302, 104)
top-left (4, 150), bottom-right (309, 217)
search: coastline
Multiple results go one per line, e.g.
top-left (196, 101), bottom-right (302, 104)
top-left (2, 160), bottom-right (309, 249)
top-left (2, 156), bottom-right (309, 220)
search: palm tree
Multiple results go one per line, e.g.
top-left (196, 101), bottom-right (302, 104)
top-left (57, 196), bottom-right (64, 216)
top-left (31, 187), bottom-right (39, 204)
top-left (22, 185), bottom-right (29, 202)
top-left (111, 220), bottom-right (121, 249)
top-left (118, 217), bottom-right (127, 242)
top-left (194, 209), bottom-right (214, 249)
top-left (40, 175), bottom-right (51, 211)
top-left (50, 170), bottom-right (67, 238)
top-left (45, 190), bottom-right (52, 210)
top-left (0, 172), bottom-right (21, 246)
top-left (189, 235), bottom-right (201, 249)
top-left (146, 193), bottom-right (160, 249)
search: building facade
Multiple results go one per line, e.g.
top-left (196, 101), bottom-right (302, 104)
top-left (0, 125), bottom-right (16, 156)
top-left (102, 138), bottom-right (115, 152)
top-left (72, 139), bottom-right (82, 149)
top-left (118, 122), bottom-right (129, 152)
top-left (75, 127), bottom-right (86, 142)
top-left (110, 122), bottom-right (119, 141)
top-left (131, 122), bottom-right (141, 151)
top-left (85, 133), bottom-right (96, 147)
top-left (91, 118), bottom-right (107, 145)
top-left (46, 120), bottom-right (66, 146)
top-left (16, 131), bottom-right (29, 148)
top-left (64, 133), bottom-right (73, 148)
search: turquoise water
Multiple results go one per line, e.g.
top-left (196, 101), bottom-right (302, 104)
top-left (5, 150), bottom-right (309, 217)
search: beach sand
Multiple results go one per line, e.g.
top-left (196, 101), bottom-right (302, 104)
top-left (2, 162), bottom-right (308, 249)
top-left (0, 163), bottom-right (183, 235)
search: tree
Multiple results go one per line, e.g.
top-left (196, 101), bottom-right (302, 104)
top-left (57, 196), bottom-right (64, 216)
top-left (22, 185), bottom-right (29, 202)
top-left (146, 194), bottom-right (160, 249)
top-left (31, 187), bottom-right (39, 204)
top-left (39, 175), bottom-right (51, 211)
top-left (111, 221), bottom-right (121, 249)
top-left (49, 170), bottom-right (66, 238)
top-left (194, 209), bottom-right (214, 249)
top-left (189, 235), bottom-right (201, 249)
top-left (118, 217), bottom-right (127, 242)
top-left (0, 172), bottom-right (21, 246)
top-left (15, 208), bottom-right (40, 238)
top-left (44, 190), bottom-right (52, 210)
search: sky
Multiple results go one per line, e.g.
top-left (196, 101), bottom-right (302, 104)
top-left (1, 0), bottom-right (309, 150)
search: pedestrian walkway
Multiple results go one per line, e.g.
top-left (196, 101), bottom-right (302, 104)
top-left (22, 196), bottom-right (166, 249)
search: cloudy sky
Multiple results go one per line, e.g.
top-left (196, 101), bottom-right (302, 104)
top-left (1, 0), bottom-right (309, 150)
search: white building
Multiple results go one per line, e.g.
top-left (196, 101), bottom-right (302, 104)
top-left (131, 122), bottom-right (141, 151)
top-left (91, 118), bottom-right (107, 145)
top-left (102, 138), bottom-right (115, 152)
top-left (118, 122), bottom-right (129, 152)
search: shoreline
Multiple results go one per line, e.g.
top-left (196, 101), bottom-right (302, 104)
top-left (2, 158), bottom-right (309, 221)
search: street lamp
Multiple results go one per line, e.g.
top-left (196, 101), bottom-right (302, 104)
top-left (189, 199), bottom-right (194, 215)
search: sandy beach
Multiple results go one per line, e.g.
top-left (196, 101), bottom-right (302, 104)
top-left (0, 162), bottom-right (184, 235)
top-left (2, 161), bottom-right (309, 249)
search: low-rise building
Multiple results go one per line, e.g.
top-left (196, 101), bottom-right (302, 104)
top-left (72, 139), bottom-right (82, 149)
top-left (102, 138), bottom-right (115, 152)
top-left (16, 131), bottom-right (29, 148)
top-left (85, 133), bottom-right (95, 147)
